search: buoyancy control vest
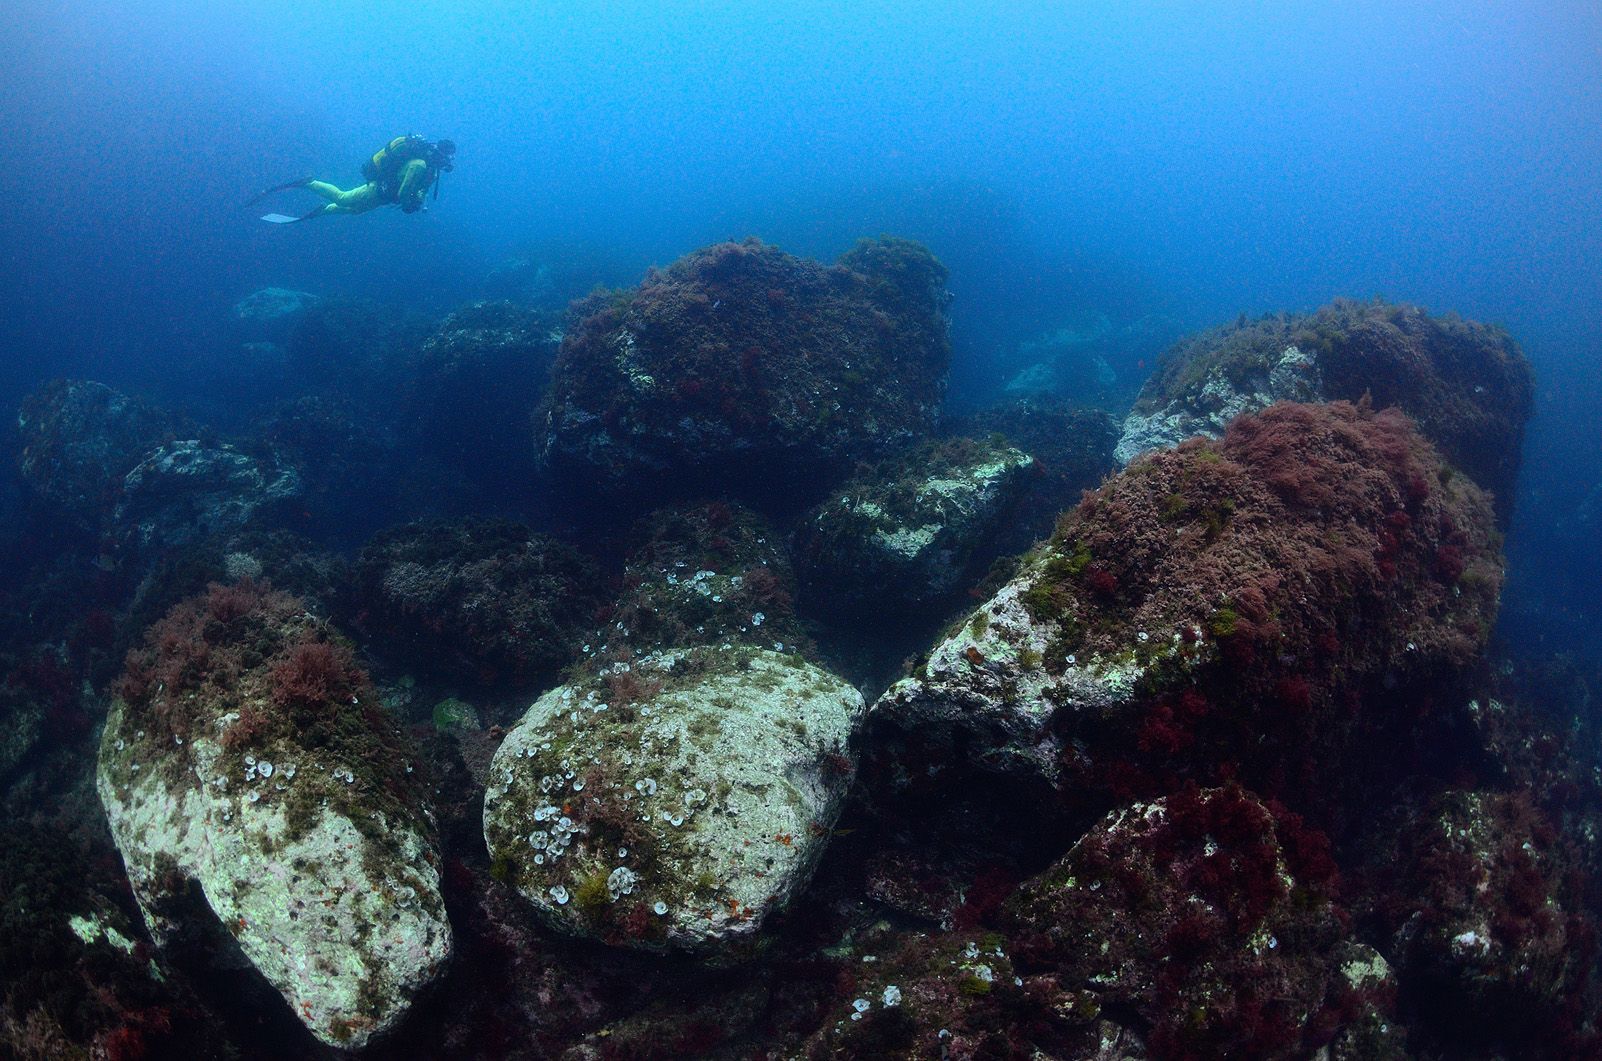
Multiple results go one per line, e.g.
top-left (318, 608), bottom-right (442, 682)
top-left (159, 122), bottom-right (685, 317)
top-left (362, 135), bottom-right (434, 200)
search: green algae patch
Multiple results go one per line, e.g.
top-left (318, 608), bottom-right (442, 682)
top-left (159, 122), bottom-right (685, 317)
top-left (432, 697), bottom-right (476, 731)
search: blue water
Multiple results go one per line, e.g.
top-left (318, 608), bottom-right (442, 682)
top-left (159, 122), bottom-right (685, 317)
top-left (6, 2), bottom-right (1595, 657)
top-left (3, 0), bottom-right (1599, 641)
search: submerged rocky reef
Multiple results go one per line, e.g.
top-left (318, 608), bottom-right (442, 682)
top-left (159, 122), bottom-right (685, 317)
top-left (3, 237), bottom-right (1597, 1059)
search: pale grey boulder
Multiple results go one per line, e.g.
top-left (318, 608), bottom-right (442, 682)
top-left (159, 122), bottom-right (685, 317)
top-left (483, 645), bottom-right (862, 953)
top-left (97, 700), bottom-right (451, 1050)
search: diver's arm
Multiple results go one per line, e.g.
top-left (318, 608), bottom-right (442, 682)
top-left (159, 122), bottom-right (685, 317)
top-left (396, 159), bottom-right (432, 213)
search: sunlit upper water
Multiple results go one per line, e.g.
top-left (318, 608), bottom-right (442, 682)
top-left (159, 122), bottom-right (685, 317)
top-left (2, 0), bottom-right (1598, 655)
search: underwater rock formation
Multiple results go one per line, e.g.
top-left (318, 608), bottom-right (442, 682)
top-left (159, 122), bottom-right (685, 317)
top-left (110, 439), bottom-right (301, 554)
top-left (0, 822), bottom-right (233, 1060)
top-left (96, 581), bottom-right (451, 1049)
top-left (874, 401), bottom-right (1502, 806)
top-left (350, 518), bottom-right (604, 687)
top-left (946, 397), bottom-right (1120, 556)
top-left (1002, 785), bottom-right (1402, 1059)
top-left (0, 676), bottom-right (47, 784)
top-left (538, 236), bottom-right (951, 509)
top-left (15, 379), bottom-right (181, 522)
top-left (1116, 299), bottom-right (1533, 524)
top-left (482, 645), bottom-right (861, 953)
top-left (18, 382), bottom-right (301, 555)
top-left (412, 300), bottom-right (560, 493)
top-left (792, 436), bottom-right (1034, 616)
top-left (233, 287), bottom-right (320, 341)
top-left (798, 929), bottom-right (1101, 1059)
top-left (120, 529), bottom-right (348, 656)
top-left (596, 501), bottom-right (807, 658)
top-left (1369, 789), bottom-right (1598, 1052)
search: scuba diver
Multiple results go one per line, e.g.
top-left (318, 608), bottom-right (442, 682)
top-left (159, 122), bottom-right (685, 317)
top-left (250, 135), bottom-right (456, 223)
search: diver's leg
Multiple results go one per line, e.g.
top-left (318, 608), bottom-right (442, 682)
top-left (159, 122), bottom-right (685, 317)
top-left (303, 180), bottom-right (349, 204)
top-left (303, 181), bottom-right (383, 214)
top-left (340, 183), bottom-right (384, 214)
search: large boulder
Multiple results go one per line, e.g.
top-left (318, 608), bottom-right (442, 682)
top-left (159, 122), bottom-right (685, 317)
top-left (96, 581), bottom-right (451, 1049)
top-left (792, 436), bottom-right (1035, 616)
top-left (109, 439), bottom-right (301, 554)
top-left (1368, 789), bottom-right (1599, 1052)
top-left (15, 380), bottom-right (179, 521)
top-left (349, 518), bottom-right (605, 687)
top-left (873, 401), bottom-right (1503, 807)
top-left (482, 645), bottom-right (862, 953)
top-left (1117, 299), bottom-right (1533, 524)
top-left (538, 237), bottom-right (951, 509)
top-left (1002, 785), bottom-right (1401, 1059)
top-left (233, 287), bottom-right (320, 342)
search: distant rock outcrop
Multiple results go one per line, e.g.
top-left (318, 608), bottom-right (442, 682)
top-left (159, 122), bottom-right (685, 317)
top-left (16, 380), bottom-right (180, 521)
top-left (538, 237), bottom-right (951, 510)
top-left (1117, 299), bottom-right (1533, 524)
top-left (945, 397), bottom-right (1119, 555)
top-left (110, 440), bottom-right (301, 554)
top-left (349, 518), bottom-right (604, 688)
top-left (596, 502), bottom-right (807, 659)
top-left (412, 300), bottom-right (561, 492)
top-left (233, 287), bottom-right (321, 341)
top-left (792, 436), bottom-right (1034, 616)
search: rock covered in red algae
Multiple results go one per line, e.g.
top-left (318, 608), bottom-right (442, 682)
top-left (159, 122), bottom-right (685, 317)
top-left (538, 236), bottom-right (951, 508)
top-left (1001, 785), bottom-right (1402, 1059)
top-left (1371, 789), bottom-right (1599, 1052)
top-left (872, 400), bottom-right (1502, 806)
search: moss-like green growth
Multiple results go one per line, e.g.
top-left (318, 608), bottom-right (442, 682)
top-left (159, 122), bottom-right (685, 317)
top-left (431, 698), bottom-right (473, 731)
top-left (1208, 607), bottom-right (1240, 639)
top-left (574, 870), bottom-right (612, 918)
